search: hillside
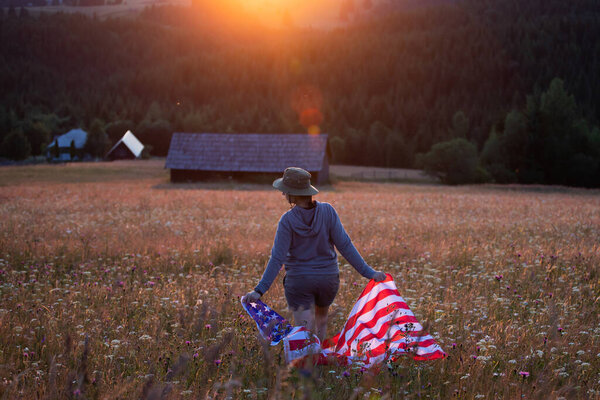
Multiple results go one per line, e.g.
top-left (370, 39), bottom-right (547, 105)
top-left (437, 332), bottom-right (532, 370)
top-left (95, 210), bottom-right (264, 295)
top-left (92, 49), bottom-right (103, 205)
top-left (0, 0), bottom-right (599, 185)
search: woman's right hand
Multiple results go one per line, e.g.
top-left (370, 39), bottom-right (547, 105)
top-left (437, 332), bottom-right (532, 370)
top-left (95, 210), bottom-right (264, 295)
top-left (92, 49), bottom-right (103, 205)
top-left (372, 271), bottom-right (387, 282)
top-left (242, 290), bottom-right (261, 303)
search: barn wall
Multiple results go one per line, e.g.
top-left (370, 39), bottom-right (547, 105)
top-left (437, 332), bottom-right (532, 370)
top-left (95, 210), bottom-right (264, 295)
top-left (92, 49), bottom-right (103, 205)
top-left (106, 142), bottom-right (135, 161)
top-left (170, 169), bottom-right (282, 184)
top-left (318, 157), bottom-right (330, 184)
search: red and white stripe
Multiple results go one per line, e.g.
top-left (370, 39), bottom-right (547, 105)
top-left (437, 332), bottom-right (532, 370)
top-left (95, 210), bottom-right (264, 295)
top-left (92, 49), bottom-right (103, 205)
top-left (283, 274), bottom-right (446, 367)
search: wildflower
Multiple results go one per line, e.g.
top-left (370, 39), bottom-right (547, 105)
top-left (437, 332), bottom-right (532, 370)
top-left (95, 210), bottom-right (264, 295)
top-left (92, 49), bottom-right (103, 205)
top-left (519, 371), bottom-right (529, 378)
top-left (495, 275), bottom-right (502, 281)
top-left (342, 370), bottom-right (350, 377)
top-left (193, 353), bottom-right (199, 358)
top-left (214, 359), bottom-right (222, 366)
top-left (205, 324), bottom-right (211, 330)
top-left (185, 340), bottom-right (191, 345)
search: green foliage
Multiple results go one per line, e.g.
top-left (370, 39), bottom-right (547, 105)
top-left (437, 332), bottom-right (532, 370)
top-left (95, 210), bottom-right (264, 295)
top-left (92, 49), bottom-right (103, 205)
top-left (84, 119), bottom-right (110, 159)
top-left (329, 136), bottom-right (346, 164)
top-left (420, 138), bottom-right (479, 184)
top-left (105, 120), bottom-right (135, 143)
top-left (136, 119), bottom-right (172, 156)
top-left (181, 112), bottom-right (209, 133)
top-left (22, 120), bottom-right (51, 156)
top-left (140, 145), bottom-right (152, 159)
top-left (366, 121), bottom-right (390, 167)
top-left (1, 130), bottom-right (31, 161)
top-left (481, 78), bottom-right (600, 187)
top-left (450, 111), bottom-right (469, 139)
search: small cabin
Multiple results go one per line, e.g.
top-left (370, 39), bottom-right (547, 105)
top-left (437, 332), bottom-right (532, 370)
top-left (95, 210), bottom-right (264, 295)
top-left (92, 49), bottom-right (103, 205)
top-left (105, 130), bottom-right (144, 160)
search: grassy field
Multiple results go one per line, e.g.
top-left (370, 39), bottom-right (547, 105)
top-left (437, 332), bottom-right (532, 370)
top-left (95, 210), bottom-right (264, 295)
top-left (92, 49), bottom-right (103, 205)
top-left (21, 0), bottom-right (190, 20)
top-left (0, 161), bottom-right (599, 399)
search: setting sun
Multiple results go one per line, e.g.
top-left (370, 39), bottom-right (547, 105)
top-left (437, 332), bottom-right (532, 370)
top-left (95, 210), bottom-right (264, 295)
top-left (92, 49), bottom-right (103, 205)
top-left (213, 0), bottom-right (346, 28)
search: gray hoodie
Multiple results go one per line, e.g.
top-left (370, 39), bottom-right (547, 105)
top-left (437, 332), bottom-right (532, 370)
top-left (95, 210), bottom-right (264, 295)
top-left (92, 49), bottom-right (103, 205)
top-left (254, 201), bottom-right (376, 295)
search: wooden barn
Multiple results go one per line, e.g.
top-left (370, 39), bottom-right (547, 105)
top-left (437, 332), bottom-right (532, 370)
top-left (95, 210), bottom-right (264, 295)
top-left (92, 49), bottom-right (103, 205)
top-left (105, 130), bottom-right (144, 160)
top-left (165, 133), bottom-right (331, 184)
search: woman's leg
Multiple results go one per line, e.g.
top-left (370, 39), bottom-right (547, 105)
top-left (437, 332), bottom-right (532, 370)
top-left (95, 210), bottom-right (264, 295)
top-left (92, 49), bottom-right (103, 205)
top-left (292, 307), bottom-right (315, 332)
top-left (314, 305), bottom-right (329, 342)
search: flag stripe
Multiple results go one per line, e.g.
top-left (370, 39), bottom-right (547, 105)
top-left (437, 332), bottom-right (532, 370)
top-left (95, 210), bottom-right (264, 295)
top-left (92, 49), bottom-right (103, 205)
top-left (337, 301), bottom-right (419, 353)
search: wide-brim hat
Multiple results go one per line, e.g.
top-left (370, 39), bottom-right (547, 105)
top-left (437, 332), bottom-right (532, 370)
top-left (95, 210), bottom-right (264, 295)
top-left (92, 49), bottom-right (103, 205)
top-left (273, 167), bottom-right (319, 196)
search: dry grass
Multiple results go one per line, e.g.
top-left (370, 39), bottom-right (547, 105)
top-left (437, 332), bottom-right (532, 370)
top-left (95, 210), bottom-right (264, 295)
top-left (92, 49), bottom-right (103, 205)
top-left (0, 161), bottom-right (599, 399)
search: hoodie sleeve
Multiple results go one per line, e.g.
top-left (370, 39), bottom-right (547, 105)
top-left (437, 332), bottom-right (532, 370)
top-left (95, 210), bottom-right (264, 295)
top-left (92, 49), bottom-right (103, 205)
top-left (254, 214), bottom-right (292, 295)
top-left (328, 205), bottom-right (376, 280)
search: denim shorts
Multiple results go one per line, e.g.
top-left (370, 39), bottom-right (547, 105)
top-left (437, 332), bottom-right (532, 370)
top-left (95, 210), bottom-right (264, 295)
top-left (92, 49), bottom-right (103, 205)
top-left (283, 273), bottom-right (340, 310)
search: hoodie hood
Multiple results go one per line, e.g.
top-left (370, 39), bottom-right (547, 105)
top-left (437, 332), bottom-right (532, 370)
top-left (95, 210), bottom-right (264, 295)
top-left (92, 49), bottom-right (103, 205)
top-left (286, 201), bottom-right (324, 237)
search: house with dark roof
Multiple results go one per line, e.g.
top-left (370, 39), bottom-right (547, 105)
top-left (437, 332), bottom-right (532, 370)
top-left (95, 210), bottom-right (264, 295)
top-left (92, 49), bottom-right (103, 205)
top-left (165, 133), bottom-right (331, 184)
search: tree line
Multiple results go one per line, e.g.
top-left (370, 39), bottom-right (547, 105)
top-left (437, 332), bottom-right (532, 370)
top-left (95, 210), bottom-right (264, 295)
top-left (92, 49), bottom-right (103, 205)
top-left (0, 0), bottom-right (599, 185)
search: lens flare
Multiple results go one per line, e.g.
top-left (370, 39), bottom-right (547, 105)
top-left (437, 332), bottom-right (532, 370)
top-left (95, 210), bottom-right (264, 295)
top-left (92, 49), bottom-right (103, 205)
top-left (291, 85), bottom-right (324, 135)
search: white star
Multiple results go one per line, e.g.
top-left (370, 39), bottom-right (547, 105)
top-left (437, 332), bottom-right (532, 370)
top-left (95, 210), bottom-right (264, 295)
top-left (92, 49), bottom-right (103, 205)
top-left (249, 302), bottom-right (258, 308)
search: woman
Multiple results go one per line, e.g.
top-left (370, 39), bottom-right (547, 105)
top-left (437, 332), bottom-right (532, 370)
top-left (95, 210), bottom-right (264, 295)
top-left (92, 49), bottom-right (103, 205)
top-left (243, 167), bottom-right (386, 341)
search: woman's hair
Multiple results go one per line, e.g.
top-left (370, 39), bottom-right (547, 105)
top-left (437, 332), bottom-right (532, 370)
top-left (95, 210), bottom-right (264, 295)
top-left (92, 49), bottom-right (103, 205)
top-left (288, 195), bottom-right (313, 206)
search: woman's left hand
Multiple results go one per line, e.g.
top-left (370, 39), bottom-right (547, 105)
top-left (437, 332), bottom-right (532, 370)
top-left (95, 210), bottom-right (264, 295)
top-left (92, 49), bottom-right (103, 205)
top-left (372, 271), bottom-right (387, 282)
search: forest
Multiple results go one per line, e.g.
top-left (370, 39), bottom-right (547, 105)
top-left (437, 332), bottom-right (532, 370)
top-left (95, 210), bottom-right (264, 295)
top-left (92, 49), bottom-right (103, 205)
top-left (0, 0), bottom-right (599, 186)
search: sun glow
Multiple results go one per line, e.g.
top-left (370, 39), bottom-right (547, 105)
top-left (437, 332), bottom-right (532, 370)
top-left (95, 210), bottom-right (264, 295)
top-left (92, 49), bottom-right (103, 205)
top-left (226, 0), bottom-right (345, 28)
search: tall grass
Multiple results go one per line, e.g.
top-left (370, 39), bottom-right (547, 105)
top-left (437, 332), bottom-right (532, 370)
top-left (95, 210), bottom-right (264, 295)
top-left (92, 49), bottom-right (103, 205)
top-left (0, 164), bottom-right (598, 398)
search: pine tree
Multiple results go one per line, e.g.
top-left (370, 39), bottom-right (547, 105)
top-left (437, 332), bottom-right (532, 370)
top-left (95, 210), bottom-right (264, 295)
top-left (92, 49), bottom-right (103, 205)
top-left (53, 138), bottom-right (60, 159)
top-left (70, 139), bottom-right (76, 160)
top-left (1, 130), bottom-right (31, 161)
top-left (84, 119), bottom-right (110, 159)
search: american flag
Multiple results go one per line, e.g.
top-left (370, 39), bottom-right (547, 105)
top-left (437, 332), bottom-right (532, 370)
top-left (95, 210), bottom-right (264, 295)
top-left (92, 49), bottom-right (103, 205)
top-left (241, 299), bottom-right (293, 345)
top-left (242, 274), bottom-right (446, 367)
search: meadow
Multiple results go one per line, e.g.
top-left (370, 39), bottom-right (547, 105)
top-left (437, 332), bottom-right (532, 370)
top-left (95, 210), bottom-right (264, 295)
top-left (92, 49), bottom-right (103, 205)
top-left (0, 161), bottom-right (599, 399)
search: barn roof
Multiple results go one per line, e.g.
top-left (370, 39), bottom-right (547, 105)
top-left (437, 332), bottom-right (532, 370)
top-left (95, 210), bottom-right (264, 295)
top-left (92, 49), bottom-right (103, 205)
top-left (165, 133), bottom-right (330, 172)
top-left (48, 129), bottom-right (88, 149)
top-left (106, 130), bottom-right (144, 158)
